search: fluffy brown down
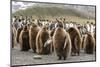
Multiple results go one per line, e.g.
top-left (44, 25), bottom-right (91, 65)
top-left (11, 27), bottom-right (14, 48)
top-left (84, 32), bottom-right (95, 54)
top-left (68, 27), bottom-right (81, 56)
top-left (94, 33), bottom-right (96, 51)
top-left (50, 29), bottom-right (55, 37)
top-left (19, 26), bottom-right (30, 51)
top-left (53, 22), bottom-right (72, 60)
top-left (29, 23), bottom-right (40, 53)
top-left (36, 26), bottom-right (51, 54)
top-left (12, 26), bottom-right (17, 48)
top-left (49, 29), bottom-right (55, 52)
top-left (16, 27), bottom-right (23, 43)
top-left (81, 35), bottom-right (87, 49)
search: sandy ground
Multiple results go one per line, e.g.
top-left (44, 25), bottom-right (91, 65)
top-left (11, 46), bottom-right (96, 66)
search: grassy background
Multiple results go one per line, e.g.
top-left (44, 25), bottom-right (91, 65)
top-left (12, 6), bottom-right (95, 24)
